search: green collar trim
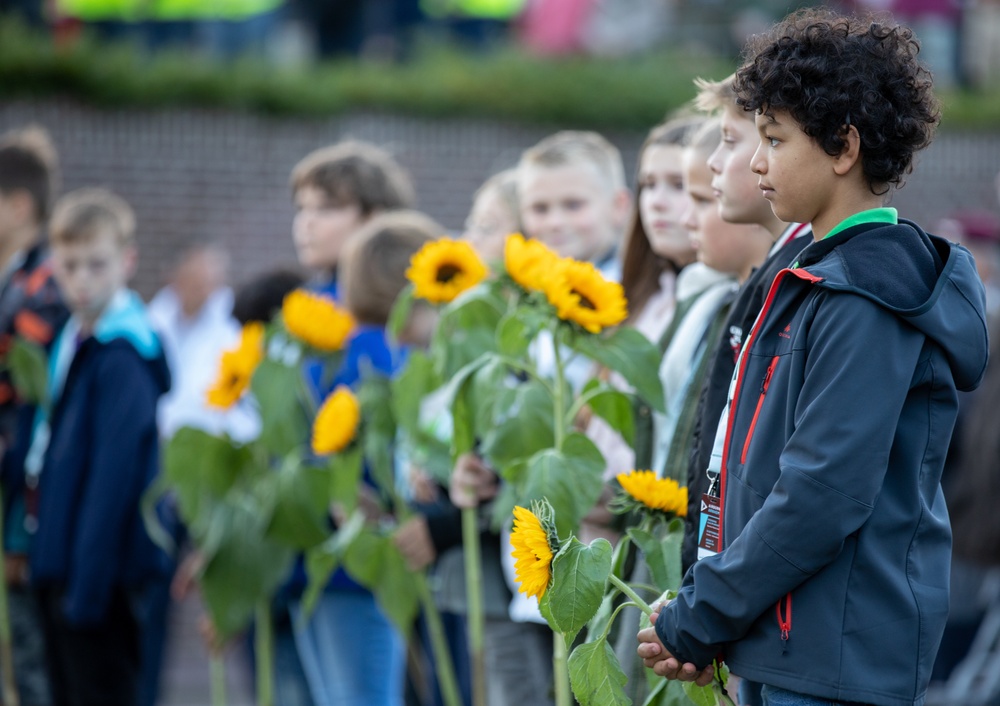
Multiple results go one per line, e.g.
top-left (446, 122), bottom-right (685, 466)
top-left (824, 207), bottom-right (898, 240)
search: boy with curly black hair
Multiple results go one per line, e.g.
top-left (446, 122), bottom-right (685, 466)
top-left (637, 8), bottom-right (990, 706)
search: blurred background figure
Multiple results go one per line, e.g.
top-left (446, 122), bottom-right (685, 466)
top-left (143, 238), bottom-right (254, 706)
top-left (461, 168), bottom-right (520, 262)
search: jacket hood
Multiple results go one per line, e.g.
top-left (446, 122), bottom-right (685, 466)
top-left (94, 289), bottom-right (171, 395)
top-left (797, 219), bottom-right (988, 391)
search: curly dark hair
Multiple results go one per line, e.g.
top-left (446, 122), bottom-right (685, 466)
top-left (734, 7), bottom-right (940, 195)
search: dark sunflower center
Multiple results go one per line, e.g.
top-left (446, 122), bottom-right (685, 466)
top-left (437, 264), bottom-right (462, 283)
top-left (572, 289), bottom-right (596, 310)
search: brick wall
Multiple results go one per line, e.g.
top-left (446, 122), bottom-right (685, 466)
top-left (2, 98), bottom-right (998, 299)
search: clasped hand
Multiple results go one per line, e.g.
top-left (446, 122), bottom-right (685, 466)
top-left (636, 604), bottom-right (715, 687)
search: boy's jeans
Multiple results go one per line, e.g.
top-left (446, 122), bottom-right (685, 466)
top-left (761, 684), bottom-right (870, 706)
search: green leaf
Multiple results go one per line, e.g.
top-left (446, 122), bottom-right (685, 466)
top-left (480, 379), bottom-right (555, 472)
top-left (627, 519), bottom-right (684, 594)
top-left (568, 638), bottom-right (630, 706)
top-left (199, 499), bottom-right (295, 640)
top-left (163, 428), bottom-right (256, 538)
top-left (251, 358), bottom-right (309, 457)
top-left (390, 350), bottom-right (442, 437)
top-left (682, 682), bottom-right (725, 706)
top-left (431, 286), bottom-right (505, 379)
top-left (328, 444), bottom-right (364, 513)
top-left (521, 432), bottom-right (605, 537)
top-left (7, 336), bottom-right (48, 406)
top-left (547, 537), bottom-right (613, 639)
top-left (341, 528), bottom-right (420, 638)
top-left (264, 456), bottom-right (332, 550)
top-left (358, 374), bottom-right (397, 498)
top-left (570, 327), bottom-right (666, 414)
top-left (583, 380), bottom-right (636, 446)
top-left (387, 283), bottom-right (415, 341)
top-left (301, 510), bottom-right (365, 617)
top-left (496, 309), bottom-right (530, 357)
top-left (467, 355), bottom-right (509, 433)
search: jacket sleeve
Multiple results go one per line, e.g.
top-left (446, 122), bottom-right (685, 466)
top-left (63, 348), bottom-right (159, 626)
top-left (657, 291), bottom-right (926, 667)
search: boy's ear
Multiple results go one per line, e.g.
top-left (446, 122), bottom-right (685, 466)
top-left (833, 125), bottom-right (863, 177)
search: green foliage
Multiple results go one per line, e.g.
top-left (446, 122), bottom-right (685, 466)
top-left (544, 537), bottom-right (613, 639)
top-left (6, 337), bottom-right (48, 407)
top-left (569, 639), bottom-right (631, 706)
top-left (626, 518), bottom-right (684, 594)
top-left (264, 455), bottom-right (333, 550)
top-left (251, 358), bottom-right (309, 457)
top-left (198, 499), bottom-right (295, 640)
top-left (570, 328), bottom-right (666, 414)
top-left (581, 379), bottom-right (635, 446)
top-left (480, 379), bottom-right (556, 471)
top-left (521, 433), bottom-right (604, 537)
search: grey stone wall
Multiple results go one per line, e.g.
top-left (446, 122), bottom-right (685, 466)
top-left (1, 98), bottom-right (998, 299)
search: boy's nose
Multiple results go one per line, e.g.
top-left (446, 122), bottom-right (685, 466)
top-left (750, 145), bottom-right (766, 175)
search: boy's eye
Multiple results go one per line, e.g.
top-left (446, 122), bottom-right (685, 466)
top-left (667, 176), bottom-right (684, 191)
top-left (768, 136), bottom-right (780, 148)
top-left (563, 199), bottom-right (585, 211)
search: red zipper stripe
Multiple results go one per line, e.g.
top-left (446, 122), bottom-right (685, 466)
top-left (740, 355), bottom-right (780, 463)
top-left (718, 268), bottom-right (822, 543)
top-left (777, 592), bottom-right (792, 641)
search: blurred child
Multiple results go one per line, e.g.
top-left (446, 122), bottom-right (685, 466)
top-left (462, 169), bottom-right (521, 263)
top-left (517, 130), bottom-right (630, 276)
top-left (0, 125), bottom-right (67, 706)
top-left (288, 140), bottom-right (413, 706)
top-left (585, 115), bottom-right (703, 494)
top-left (30, 188), bottom-right (170, 706)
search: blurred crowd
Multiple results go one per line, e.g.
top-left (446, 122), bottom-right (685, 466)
top-left (0, 0), bottom-right (999, 86)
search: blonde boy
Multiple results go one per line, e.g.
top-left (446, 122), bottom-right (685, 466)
top-left (32, 188), bottom-right (169, 706)
top-left (517, 130), bottom-right (631, 272)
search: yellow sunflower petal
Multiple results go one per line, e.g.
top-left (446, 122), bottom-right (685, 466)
top-left (282, 289), bottom-right (354, 352)
top-left (206, 322), bottom-right (264, 409)
top-left (510, 505), bottom-right (554, 600)
top-left (406, 238), bottom-right (489, 304)
top-left (616, 470), bottom-right (688, 517)
top-left (312, 386), bottom-right (361, 455)
top-left (504, 233), bottom-right (560, 292)
top-left (542, 258), bottom-right (628, 334)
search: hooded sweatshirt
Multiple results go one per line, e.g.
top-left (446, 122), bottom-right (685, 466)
top-left (656, 219), bottom-right (989, 706)
top-left (29, 290), bottom-right (171, 627)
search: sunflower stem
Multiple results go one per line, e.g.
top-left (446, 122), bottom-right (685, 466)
top-left (462, 507), bottom-right (487, 706)
top-left (609, 574), bottom-right (654, 617)
top-left (553, 632), bottom-right (572, 706)
top-left (210, 652), bottom-right (227, 706)
top-left (415, 574), bottom-right (463, 706)
top-left (254, 599), bottom-right (274, 706)
top-left (552, 331), bottom-right (566, 451)
top-left (0, 487), bottom-right (19, 706)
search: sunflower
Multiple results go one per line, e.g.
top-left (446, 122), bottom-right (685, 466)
top-left (504, 232), bottom-right (560, 292)
top-left (406, 238), bottom-right (489, 304)
top-left (616, 470), bottom-right (688, 517)
top-left (510, 504), bottom-right (557, 601)
top-left (541, 258), bottom-right (628, 334)
top-left (206, 322), bottom-right (265, 409)
top-left (282, 289), bottom-right (354, 352)
top-left (312, 386), bottom-right (361, 455)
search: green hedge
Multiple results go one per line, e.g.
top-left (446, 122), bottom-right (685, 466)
top-left (1, 19), bottom-right (997, 131)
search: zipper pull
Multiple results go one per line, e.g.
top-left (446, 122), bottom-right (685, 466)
top-left (776, 593), bottom-right (792, 653)
top-left (761, 361), bottom-right (776, 393)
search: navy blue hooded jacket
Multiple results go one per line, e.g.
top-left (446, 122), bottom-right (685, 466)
top-left (656, 220), bottom-right (989, 706)
top-left (29, 290), bottom-right (171, 627)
